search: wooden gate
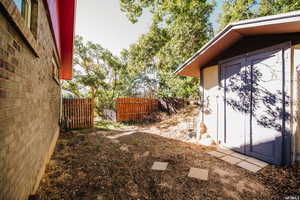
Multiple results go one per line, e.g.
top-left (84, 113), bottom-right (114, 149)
top-left (116, 97), bottom-right (159, 121)
top-left (62, 98), bottom-right (93, 129)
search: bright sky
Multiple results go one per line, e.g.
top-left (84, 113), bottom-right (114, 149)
top-left (75, 0), bottom-right (222, 56)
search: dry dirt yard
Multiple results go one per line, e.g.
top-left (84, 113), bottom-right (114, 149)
top-left (34, 128), bottom-right (300, 200)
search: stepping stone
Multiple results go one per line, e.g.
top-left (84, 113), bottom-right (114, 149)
top-left (221, 155), bottom-right (242, 165)
top-left (231, 152), bottom-right (250, 160)
top-left (237, 161), bottom-right (262, 173)
top-left (246, 157), bottom-right (268, 168)
top-left (151, 162), bottom-right (168, 171)
top-left (188, 168), bottom-right (209, 181)
top-left (207, 151), bottom-right (226, 158)
top-left (217, 148), bottom-right (235, 155)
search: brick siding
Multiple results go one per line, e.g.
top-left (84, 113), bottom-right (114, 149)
top-left (0, 1), bottom-right (61, 199)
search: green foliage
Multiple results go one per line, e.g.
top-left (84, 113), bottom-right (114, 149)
top-left (120, 0), bottom-right (215, 98)
top-left (64, 36), bottom-right (130, 116)
top-left (258, 0), bottom-right (300, 16)
top-left (218, 0), bottom-right (258, 31)
top-left (65, 0), bottom-right (300, 117)
top-left (218, 0), bottom-right (300, 32)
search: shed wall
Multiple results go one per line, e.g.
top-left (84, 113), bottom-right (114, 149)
top-left (202, 66), bottom-right (219, 143)
top-left (201, 44), bottom-right (300, 164)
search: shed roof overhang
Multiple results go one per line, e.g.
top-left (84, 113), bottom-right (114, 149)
top-left (175, 10), bottom-right (300, 78)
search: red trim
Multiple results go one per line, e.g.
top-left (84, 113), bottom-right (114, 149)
top-left (44, 0), bottom-right (76, 80)
top-left (58, 0), bottom-right (76, 80)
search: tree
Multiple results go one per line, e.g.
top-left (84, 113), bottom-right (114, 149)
top-left (258, 0), bottom-right (300, 16)
top-left (218, 0), bottom-right (300, 32)
top-left (218, 0), bottom-right (258, 31)
top-left (63, 36), bottom-right (129, 117)
top-left (119, 0), bottom-right (215, 98)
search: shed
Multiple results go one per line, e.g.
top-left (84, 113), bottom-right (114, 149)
top-left (175, 11), bottom-right (300, 165)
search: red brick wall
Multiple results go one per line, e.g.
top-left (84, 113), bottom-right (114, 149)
top-left (0, 0), bottom-right (62, 199)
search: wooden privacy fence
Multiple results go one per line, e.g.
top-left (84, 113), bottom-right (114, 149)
top-left (62, 98), bottom-right (93, 129)
top-left (116, 97), bottom-right (159, 121)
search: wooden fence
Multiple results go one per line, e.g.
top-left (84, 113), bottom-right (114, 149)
top-left (62, 98), bottom-right (93, 129)
top-left (116, 97), bottom-right (159, 121)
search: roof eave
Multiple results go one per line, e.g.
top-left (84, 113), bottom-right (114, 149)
top-left (175, 10), bottom-right (300, 77)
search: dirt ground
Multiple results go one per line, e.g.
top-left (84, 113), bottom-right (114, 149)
top-left (33, 128), bottom-right (300, 200)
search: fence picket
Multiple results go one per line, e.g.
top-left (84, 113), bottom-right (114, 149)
top-left (116, 97), bottom-right (159, 121)
top-left (62, 98), bottom-right (93, 129)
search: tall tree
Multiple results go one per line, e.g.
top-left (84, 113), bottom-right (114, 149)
top-left (218, 0), bottom-right (258, 31)
top-left (64, 36), bottom-right (129, 117)
top-left (119, 0), bottom-right (215, 98)
top-left (258, 0), bottom-right (300, 16)
top-left (218, 0), bottom-right (300, 32)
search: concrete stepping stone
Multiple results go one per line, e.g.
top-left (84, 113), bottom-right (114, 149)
top-left (188, 168), bottom-right (209, 181)
top-left (237, 161), bottom-right (262, 173)
top-left (246, 157), bottom-right (268, 168)
top-left (217, 148), bottom-right (235, 155)
top-left (231, 152), bottom-right (250, 160)
top-left (221, 155), bottom-right (242, 165)
top-left (151, 162), bottom-right (168, 171)
top-left (207, 151), bottom-right (226, 158)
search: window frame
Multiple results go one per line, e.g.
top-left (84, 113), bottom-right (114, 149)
top-left (21, 0), bottom-right (32, 29)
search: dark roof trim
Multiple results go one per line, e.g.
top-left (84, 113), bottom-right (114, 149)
top-left (175, 10), bottom-right (300, 77)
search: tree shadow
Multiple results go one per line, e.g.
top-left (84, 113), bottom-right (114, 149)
top-left (222, 61), bottom-right (290, 133)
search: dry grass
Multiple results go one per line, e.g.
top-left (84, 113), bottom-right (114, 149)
top-left (33, 128), bottom-right (300, 200)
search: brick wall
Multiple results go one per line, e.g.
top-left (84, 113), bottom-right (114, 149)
top-left (0, 1), bottom-right (61, 199)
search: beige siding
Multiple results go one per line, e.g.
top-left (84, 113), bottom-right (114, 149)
top-left (202, 66), bottom-right (219, 143)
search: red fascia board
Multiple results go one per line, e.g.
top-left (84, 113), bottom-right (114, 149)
top-left (59, 0), bottom-right (76, 80)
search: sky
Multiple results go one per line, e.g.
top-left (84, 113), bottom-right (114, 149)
top-left (75, 0), bottom-right (223, 56)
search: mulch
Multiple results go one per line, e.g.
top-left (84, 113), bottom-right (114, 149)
top-left (33, 129), bottom-right (300, 200)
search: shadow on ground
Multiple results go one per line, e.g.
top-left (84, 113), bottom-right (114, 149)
top-left (33, 129), bottom-right (299, 200)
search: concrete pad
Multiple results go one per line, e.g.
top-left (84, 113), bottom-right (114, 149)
top-left (231, 152), bottom-right (251, 160)
top-left (246, 157), bottom-right (268, 168)
top-left (237, 161), bottom-right (262, 173)
top-left (221, 155), bottom-right (242, 165)
top-left (151, 162), bottom-right (168, 171)
top-left (188, 168), bottom-right (209, 181)
top-left (217, 148), bottom-right (235, 155)
top-left (207, 151), bottom-right (226, 158)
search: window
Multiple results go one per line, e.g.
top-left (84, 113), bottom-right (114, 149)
top-left (13, 0), bottom-right (32, 28)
